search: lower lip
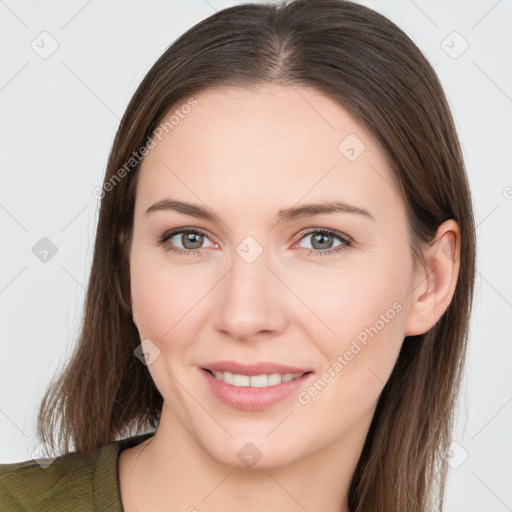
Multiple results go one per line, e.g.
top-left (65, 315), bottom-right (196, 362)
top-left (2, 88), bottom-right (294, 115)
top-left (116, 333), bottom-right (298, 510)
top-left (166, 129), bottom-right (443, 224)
top-left (201, 368), bottom-right (314, 411)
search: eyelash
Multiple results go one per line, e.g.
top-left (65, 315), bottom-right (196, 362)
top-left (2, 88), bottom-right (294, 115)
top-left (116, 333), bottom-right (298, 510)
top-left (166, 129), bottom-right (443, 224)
top-left (156, 227), bottom-right (352, 257)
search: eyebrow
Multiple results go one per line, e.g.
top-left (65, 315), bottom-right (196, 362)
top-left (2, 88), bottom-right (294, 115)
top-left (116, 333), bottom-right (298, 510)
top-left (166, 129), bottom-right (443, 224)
top-left (145, 198), bottom-right (374, 222)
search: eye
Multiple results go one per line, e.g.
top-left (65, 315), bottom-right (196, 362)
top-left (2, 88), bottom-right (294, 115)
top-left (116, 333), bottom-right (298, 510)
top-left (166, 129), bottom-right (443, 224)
top-left (295, 229), bottom-right (352, 256)
top-left (157, 227), bottom-right (215, 255)
top-left (157, 227), bottom-right (352, 257)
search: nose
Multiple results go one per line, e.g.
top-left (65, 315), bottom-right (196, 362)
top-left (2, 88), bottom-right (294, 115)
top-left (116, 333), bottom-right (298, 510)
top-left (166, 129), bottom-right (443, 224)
top-left (212, 246), bottom-right (288, 341)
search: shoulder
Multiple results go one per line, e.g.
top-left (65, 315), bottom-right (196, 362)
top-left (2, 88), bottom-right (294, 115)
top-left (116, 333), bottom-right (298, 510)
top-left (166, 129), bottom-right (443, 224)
top-left (0, 448), bottom-right (100, 511)
top-left (0, 432), bottom-right (154, 512)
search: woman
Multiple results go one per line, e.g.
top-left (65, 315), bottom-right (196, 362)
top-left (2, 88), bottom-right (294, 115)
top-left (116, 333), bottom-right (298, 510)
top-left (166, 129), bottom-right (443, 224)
top-left (0, 0), bottom-right (476, 511)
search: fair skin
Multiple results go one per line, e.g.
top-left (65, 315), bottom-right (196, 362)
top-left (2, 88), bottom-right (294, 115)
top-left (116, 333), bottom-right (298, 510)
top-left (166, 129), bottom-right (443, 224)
top-left (118, 84), bottom-right (460, 512)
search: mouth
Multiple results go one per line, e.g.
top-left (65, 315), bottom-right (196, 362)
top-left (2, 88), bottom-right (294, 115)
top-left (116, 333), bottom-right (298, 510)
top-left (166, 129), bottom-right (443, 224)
top-left (200, 367), bottom-right (315, 411)
top-left (202, 368), bottom-right (313, 388)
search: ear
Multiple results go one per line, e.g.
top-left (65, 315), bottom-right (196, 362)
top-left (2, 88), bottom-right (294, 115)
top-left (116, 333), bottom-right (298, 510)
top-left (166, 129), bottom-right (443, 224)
top-left (404, 219), bottom-right (461, 336)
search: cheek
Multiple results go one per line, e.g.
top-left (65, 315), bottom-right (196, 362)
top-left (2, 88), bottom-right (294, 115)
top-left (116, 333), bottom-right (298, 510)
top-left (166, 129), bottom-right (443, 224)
top-left (130, 247), bottom-right (213, 346)
top-left (295, 252), bottom-right (410, 387)
top-left (299, 258), bottom-right (408, 341)
top-left (129, 248), bottom-right (209, 401)
top-left (295, 269), bottom-right (408, 430)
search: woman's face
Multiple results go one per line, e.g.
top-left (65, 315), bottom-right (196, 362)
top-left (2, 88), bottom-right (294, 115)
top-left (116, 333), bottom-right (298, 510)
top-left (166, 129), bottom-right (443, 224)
top-left (129, 84), bottom-right (418, 468)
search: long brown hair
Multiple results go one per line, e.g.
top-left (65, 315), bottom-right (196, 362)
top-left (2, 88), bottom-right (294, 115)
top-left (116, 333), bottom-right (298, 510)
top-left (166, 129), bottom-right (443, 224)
top-left (37, 1), bottom-right (476, 510)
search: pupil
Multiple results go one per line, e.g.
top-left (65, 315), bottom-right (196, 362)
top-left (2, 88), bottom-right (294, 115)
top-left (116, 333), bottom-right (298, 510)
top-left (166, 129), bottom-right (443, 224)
top-left (183, 232), bottom-right (203, 249)
top-left (312, 233), bottom-right (332, 250)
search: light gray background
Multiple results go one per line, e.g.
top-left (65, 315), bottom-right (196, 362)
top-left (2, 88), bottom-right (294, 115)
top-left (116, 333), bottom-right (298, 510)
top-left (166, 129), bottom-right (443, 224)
top-left (1, 0), bottom-right (511, 510)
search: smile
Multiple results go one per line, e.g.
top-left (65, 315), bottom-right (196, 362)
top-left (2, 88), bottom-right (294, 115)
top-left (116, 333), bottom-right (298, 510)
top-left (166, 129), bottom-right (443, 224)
top-left (201, 368), bottom-right (315, 411)
top-left (205, 369), bottom-right (307, 388)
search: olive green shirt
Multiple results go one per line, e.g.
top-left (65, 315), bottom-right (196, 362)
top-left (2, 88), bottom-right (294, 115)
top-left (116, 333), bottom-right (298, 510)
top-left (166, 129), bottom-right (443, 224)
top-left (0, 432), bottom-right (155, 511)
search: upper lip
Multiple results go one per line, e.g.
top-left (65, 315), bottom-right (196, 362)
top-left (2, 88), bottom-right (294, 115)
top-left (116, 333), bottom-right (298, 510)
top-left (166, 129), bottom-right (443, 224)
top-left (202, 360), bottom-right (313, 376)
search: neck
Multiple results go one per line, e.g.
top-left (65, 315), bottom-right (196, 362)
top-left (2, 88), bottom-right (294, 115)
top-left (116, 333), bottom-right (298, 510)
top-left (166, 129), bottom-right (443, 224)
top-left (119, 404), bottom-right (373, 512)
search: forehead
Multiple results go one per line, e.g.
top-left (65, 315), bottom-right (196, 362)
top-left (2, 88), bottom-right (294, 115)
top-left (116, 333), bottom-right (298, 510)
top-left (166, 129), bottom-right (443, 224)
top-left (136, 84), bottom-right (403, 223)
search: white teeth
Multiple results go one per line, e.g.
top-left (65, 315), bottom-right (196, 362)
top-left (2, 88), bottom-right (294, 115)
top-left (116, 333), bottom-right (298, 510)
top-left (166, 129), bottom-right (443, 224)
top-left (233, 373), bottom-right (250, 386)
top-left (222, 371), bottom-right (234, 385)
top-left (211, 371), bottom-right (304, 387)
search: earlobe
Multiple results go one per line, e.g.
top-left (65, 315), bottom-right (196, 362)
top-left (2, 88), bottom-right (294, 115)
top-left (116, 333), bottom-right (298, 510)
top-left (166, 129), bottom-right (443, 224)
top-left (404, 219), bottom-right (461, 336)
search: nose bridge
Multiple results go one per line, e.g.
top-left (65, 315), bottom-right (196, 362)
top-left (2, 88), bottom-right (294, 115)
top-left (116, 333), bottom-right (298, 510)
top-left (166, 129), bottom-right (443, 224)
top-left (212, 236), bottom-right (285, 339)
